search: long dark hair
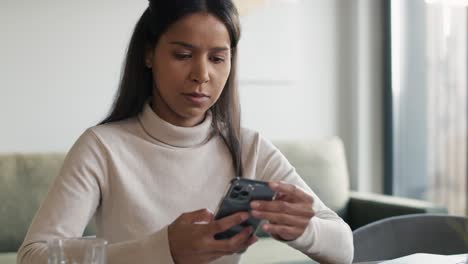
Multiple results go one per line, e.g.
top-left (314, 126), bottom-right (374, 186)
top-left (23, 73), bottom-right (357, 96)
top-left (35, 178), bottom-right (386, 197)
top-left (100, 0), bottom-right (243, 177)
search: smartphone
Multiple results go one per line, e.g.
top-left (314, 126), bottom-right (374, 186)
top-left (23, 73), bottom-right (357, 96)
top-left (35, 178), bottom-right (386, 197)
top-left (213, 177), bottom-right (276, 240)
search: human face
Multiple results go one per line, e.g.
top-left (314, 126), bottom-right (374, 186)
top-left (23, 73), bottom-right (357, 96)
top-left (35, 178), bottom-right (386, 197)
top-left (145, 12), bottom-right (232, 127)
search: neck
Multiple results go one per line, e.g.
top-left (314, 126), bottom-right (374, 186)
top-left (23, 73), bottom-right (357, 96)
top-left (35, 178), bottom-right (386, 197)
top-left (139, 101), bottom-right (214, 148)
top-left (151, 96), bottom-right (205, 127)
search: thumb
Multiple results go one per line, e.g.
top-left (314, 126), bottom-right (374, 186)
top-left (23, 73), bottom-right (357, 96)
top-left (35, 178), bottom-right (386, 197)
top-left (179, 208), bottom-right (214, 224)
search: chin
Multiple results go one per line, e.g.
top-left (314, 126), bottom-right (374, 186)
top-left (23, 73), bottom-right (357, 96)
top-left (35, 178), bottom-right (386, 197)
top-left (178, 108), bottom-right (209, 123)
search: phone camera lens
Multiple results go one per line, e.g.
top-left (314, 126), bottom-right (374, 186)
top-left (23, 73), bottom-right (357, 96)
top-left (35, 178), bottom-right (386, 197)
top-left (240, 191), bottom-right (249, 196)
top-left (233, 186), bottom-right (242, 192)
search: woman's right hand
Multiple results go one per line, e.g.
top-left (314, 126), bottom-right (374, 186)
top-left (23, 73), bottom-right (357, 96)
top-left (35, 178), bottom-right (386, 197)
top-left (167, 208), bottom-right (258, 264)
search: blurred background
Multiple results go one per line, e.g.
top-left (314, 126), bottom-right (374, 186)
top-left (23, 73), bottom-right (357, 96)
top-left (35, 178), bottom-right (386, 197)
top-left (0, 0), bottom-right (467, 216)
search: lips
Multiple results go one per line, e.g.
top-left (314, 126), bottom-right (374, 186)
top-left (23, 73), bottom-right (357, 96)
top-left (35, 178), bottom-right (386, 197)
top-left (185, 92), bottom-right (208, 98)
top-left (182, 92), bottom-right (209, 105)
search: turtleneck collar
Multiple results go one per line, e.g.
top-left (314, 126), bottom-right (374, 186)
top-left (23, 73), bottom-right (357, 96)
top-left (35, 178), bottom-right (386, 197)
top-left (138, 101), bottom-right (214, 148)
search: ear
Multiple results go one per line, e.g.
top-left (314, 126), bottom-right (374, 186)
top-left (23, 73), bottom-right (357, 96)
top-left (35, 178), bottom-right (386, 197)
top-left (144, 45), bottom-right (154, 69)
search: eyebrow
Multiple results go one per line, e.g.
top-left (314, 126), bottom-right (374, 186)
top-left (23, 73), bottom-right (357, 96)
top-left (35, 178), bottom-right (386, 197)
top-left (169, 41), bottom-right (230, 52)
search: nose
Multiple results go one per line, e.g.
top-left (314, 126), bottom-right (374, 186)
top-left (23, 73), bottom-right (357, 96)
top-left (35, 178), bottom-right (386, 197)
top-left (190, 59), bottom-right (210, 84)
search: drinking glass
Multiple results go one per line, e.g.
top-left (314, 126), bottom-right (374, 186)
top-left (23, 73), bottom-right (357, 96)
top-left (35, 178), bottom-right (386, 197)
top-left (47, 237), bottom-right (107, 264)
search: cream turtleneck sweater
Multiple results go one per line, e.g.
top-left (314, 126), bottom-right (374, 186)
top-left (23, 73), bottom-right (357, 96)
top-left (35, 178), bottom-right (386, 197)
top-left (17, 102), bottom-right (353, 264)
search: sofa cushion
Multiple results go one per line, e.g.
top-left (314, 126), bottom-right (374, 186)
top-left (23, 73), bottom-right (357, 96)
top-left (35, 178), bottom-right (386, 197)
top-left (273, 137), bottom-right (350, 217)
top-left (0, 137), bottom-right (350, 253)
top-left (0, 252), bottom-right (16, 264)
top-left (0, 153), bottom-right (65, 252)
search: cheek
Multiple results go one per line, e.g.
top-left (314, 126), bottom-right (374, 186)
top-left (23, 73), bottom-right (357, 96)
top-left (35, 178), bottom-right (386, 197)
top-left (213, 64), bottom-right (231, 90)
top-left (153, 63), bottom-right (187, 91)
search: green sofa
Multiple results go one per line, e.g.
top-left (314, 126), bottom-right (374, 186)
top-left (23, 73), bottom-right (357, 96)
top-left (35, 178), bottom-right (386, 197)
top-left (0, 137), bottom-right (446, 264)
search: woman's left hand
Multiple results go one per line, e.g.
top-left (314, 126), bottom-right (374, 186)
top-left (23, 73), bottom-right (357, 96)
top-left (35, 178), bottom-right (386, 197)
top-left (250, 181), bottom-right (315, 241)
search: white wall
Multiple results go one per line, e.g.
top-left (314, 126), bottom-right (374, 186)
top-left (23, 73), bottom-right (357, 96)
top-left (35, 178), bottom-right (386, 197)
top-left (0, 0), bottom-right (337, 152)
top-left (0, 0), bottom-right (147, 152)
top-left (239, 0), bottom-right (384, 193)
top-left (0, 0), bottom-right (384, 192)
top-left (238, 0), bottom-right (338, 140)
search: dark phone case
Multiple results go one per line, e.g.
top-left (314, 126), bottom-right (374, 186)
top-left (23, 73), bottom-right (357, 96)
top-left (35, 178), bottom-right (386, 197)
top-left (214, 178), bottom-right (275, 240)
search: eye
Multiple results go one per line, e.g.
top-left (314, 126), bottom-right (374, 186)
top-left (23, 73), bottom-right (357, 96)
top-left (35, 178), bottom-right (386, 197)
top-left (174, 53), bottom-right (192, 60)
top-left (210, 56), bottom-right (225, 64)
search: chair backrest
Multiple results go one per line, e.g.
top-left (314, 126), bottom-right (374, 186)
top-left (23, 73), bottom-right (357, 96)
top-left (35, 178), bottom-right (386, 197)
top-left (353, 214), bottom-right (468, 262)
top-left (273, 137), bottom-right (350, 217)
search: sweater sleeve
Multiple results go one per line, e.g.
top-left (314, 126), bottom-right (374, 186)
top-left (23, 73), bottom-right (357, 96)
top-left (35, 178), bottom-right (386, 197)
top-left (16, 129), bottom-right (175, 264)
top-left (255, 134), bottom-right (354, 264)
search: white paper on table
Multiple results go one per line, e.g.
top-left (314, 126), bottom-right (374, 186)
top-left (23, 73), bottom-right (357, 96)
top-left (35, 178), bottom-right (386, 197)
top-left (379, 253), bottom-right (468, 264)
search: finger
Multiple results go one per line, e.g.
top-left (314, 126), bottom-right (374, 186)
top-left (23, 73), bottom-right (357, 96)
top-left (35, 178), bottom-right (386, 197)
top-left (250, 200), bottom-right (315, 218)
top-left (269, 182), bottom-right (314, 203)
top-left (212, 226), bottom-right (254, 254)
top-left (251, 210), bottom-right (310, 228)
top-left (246, 234), bottom-right (258, 246)
top-left (179, 208), bottom-right (214, 224)
top-left (274, 191), bottom-right (296, 203)
top-left (209, 212), bottom-right (249, 235)
top-left (262, 223), bottom-right (304, 241)
top-left (236, 235), bottom-right (259, 254)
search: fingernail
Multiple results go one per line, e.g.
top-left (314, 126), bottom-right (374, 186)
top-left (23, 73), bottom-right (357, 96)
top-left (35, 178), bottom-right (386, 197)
top-left (271, 182), bottom-right (279, 188)
top-left (241, 213), bottom-right (249, 221)
top-left (251, 202), bottom-right (260, 208)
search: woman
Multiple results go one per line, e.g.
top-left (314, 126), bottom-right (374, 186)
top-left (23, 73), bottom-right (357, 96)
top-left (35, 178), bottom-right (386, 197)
top-left (18, 1), bottom-right (353, 263)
